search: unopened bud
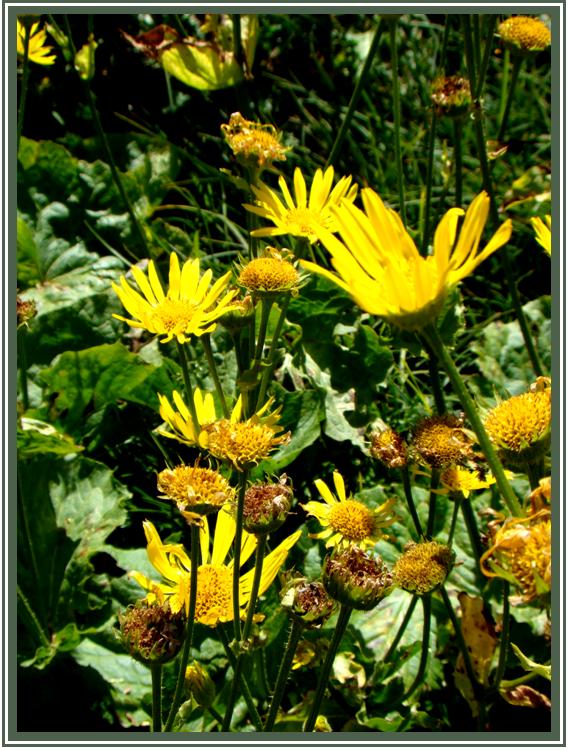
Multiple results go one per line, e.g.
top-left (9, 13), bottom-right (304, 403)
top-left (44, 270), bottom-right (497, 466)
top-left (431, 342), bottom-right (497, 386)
top-left (243, 475), bottom-right (293, 534)
top-left (184, 661), bottom-right (216, 708)
top-left (323, 547), bottom-right (393, 611)
top-left (280, 577), bottom-right (336, 628)
top-left (118, 602), bottom-right (185, 665)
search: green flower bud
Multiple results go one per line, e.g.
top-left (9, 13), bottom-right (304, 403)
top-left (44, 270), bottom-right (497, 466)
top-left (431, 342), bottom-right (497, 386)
top-left (322, 547), bottom-right (393, 611)
top-left (184, 661), bottom-right (216, 708)
top-left (280, 577), bottom-right (336, 628)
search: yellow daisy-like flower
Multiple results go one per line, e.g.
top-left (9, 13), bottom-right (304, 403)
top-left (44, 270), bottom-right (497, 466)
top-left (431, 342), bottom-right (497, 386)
top-left (243, 166), bottom-right (358, 244)
top-left (17, 19), bottom-right (56, 66)
top-left (301, 471), bottom-right (397, 549)
top-left (531, 215), bottom-right (551, 256)
top-left (301, 191), bottom-right (512, 331)
top-left (130, 509), bottom-right (301, 623)
top-left (158, 388), bottom-right (290, 469)
top-left (157, 464), bottom-right (234, 520)
top-left (480, 508), bottom-right (551, 604)
top-left (440, 465), bottom-right (496, 498)
top-left (238, 247), bottom-right (304, 297)
top-left (221, 111), bottom-right (289, 168)
top-left (393, 541), bottom-right (454, 595)
top-left (412, 414), bottom-right (474, 469)
top-left (112, 253), bottom-right (240, 344)
top-left (484, 387), bottom-right (551, 468)
top-left (498, 16), bottom-right (551, 54)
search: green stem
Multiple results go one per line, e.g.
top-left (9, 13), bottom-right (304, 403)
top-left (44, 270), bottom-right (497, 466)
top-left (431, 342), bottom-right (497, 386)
top-left (326, 18), bottom-right (384, 168)
top-left (426, 469), bottom-right (440, 538)
top-left (389, 19), bottom-right (406, 226)
top-left (500, 670), bottom-right (540, 690)
top-left (264, 619), bottom-right (304, 731)
top-left (176, 341), bottom-right (200, 429)
top-left (423, 325), bottom-right (523, 517)
top-left (202, 334), bottom-right (229, 418)
top-left (17, 329), bottom-right (30, 412)
top-left (63, 16), bottom-right (151, 258)
top-left (381, 594), bottom-right (418, 664)
top-left (164, 524), bottom-right (200, 732)
top-left (242, 533), bottom-right (267, 642)
top-left (391, 595), bottom-right (432, 713)
top-left (232, 471), bottom-right (248, 641)
top-left (151, 663), bottom-right (163, 732)
top-left (475, 16), bottom-right (497, 101)
top-left (526, 461), bottom-right (543, 491)
top-left (461, 498), bottom-right (485, 578)
top-left (453, 117), bottom-right (463, 207)
top-left (218, 625), bottom-right (263, 731)
top-left (400, 467), bottom-right (424, 538)
top-left (447, 495), bottom-right (461, 546)
top-left (253, 297), bottom-right (273, 367)
top-left (255, 295), bottom-right (291, 411)
top-left (421, 109), bottom-right (438, 255)
top-left (498, 48), bottom-right (511, 123)
top-left (206, 705), bottom-right (225, 726)
top-left (497, 55), bottom-right (523, 142)
top-left (16, 585), bottom-right (50, 648)
top-left (462, 17), bottom-right (478, 97)
top-left (304, 604), bottom-right (352, 732)
top-left (422, 336), bottom-right (446, 415)
top-left (492, 581), bottom-right (510, 690)
top-left (17, 23), bottom-right (31, 155)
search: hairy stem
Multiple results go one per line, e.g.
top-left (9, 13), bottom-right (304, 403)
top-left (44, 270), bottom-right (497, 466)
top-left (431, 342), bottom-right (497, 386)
top-left (264, 619), bottom-right (304, 731)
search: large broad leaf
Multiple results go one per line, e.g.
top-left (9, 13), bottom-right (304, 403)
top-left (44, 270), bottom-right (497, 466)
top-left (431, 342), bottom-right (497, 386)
top-left (18, 455), bottom-right (130, 668)
top-left (39, 342), bottom-right (179, 437)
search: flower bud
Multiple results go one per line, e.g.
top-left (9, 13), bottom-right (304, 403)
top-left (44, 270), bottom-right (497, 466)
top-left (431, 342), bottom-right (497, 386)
top-left (314, 715), bottom-right (332, 732)
top-left (238, 247), bottom-right (304, 298)
top-left (393, 541), bottom-right (454, 595)
top-left (280, 577), bottom-right (336, 628)
top-left (218, 294), bottom-right (255, 334)
top-left (322, 546), bottom-right (393, 611)
top-left (17, 295), bottom-right (37, 328)
top-left (243, 474), bottom-right (292, 534)
top-left (118, 601), bottom-right (185, 665)
top-left (431, 75), bottom-right (472, 119)
top-left (184, 661), bottom-right (216, 708)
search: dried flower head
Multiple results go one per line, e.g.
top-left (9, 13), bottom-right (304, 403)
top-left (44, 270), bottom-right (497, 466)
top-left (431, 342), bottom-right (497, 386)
top-left (184, 661), bottom-right (216, 707)
top-left (369, 427), bottom-right (408, 468)
top-left (280, 576), bottom-right (336, 628)
top-left (17, 295), bottom-right (37, 328)
top-left (481, 509), bottom-right (551, 604)
top-left (238, 247), bottom-right (303, 297)
top-left (529, 476), bottom-right (551, 513)
top-left (302, 471), bottom-right (397, 549)
top-left (393, 541), bottom-right (454, 595)
top-left (412, 414), bottom-right (474, 468)
top-left (323, 546), bottom-right (393, 610)
top-left (118, 601), bottom-right (185, 664)
top-left (498, 16), bottom-right (551, 54)
top-left (243, 475), bottom-right (293, 534)
top-left (221, 111), bottom-right (289, 169)
top-left (484, 387), bottom-right (551, 468)
top-left (157, 465), bottom-right (234, 521)
top-left (431, 75), bottom-right (472, 118)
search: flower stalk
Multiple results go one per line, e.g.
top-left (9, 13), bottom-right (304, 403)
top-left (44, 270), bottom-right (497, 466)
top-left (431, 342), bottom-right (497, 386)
top-left (176, 341), bottom-right (200, 430)
top-left (17, 22), bottom-right (31, 154)
top-left (151, 663), bottom-right (163, 732)
top-left (400, 467), bottom-right (423, 538)
top-left (255, 295), bottom-right (291, 411)
top-left (202, 334), bottom-right (230, 418)
top-left (389, 18), bottom-right (406, 226)
top-left (264, 619), bottom-right (304, 731)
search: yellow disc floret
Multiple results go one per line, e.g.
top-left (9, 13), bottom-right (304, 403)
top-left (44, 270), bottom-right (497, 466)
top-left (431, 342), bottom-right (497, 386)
top-left (328, 500), bottom-right (377, 543)
top-left (194, 564), bottom-right (233, 626)
top-left (393, 541), bottom-right (454, 595)
top-left (157, 465), bottom-right (234, 519)
top-left (202, 416), bottom-right (290, 469)
top-left (412, 414), bottom-right (474, 468)
top-left (238, 248), bottom-right (300, 295)
top-left (221, 111), bottom-right (289, 168)
top-left (498, 16), bottom-right (551, 53)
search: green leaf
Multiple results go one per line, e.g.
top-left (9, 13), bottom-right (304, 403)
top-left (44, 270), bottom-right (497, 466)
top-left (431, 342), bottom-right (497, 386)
top-left (17, 417), bottom-right (84, 457)
top-left (510, 642), bottom-right (551, 681)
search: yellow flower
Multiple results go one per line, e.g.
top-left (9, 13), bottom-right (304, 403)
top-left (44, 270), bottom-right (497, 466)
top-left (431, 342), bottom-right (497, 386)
top-left (480, 509), bottom-right (551, 604)
top-left (498, 16), bottom-right (551, 54)
top-left (301, 191), bottom-right (512, 331)
top-left (393, 541), bottom-right (454, 595)
top-left (158, 388), bottom-right (290, 469)
top-left (238, 247), bottom-right (303, 296)
top-left (484, 387), bottom-right (551, 468)
top-left (440, 465), bottom-right (496, 498)
top-left (157, 464), bottom-right (234, 520)
top-left (130, 510), bottom-right (301, 623)
top-left (301, 470), bottom-right (397, 549)
top-left (112, 253), bottom-right (239, 344)
top-left (531, 215), bottom-right (551, 256)
top-left (221, 111), bottom-right (289, 168)
top-left (17, 19), bottom-right (56, 66)
top-left (243, 166), bottom-right (358, 244)
top-left (412, 414), bottom-right (474, 468)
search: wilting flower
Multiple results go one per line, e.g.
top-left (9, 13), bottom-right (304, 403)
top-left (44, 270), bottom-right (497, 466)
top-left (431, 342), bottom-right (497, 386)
top-left (369, 427), bottom-right (408, 468)
top-left (323, 546), bottom-right (393, 610)
top-left (302, 470), bottom-right (397, 549)
top-left (498, 15), bottom-right (551, 54)
top-left (243, 475), bottom-right (293, 534)
top-left (17, 18), bottom-right (56, 65)
top-left (393, 541), bottom-right (454, 595)
top-left (130, 512), bottom-right (301, 623)
top-left (301, 191), bottom-right (512, 331)
top-left (238, 247), bottom-right (304, 297)
top-left (157, 464), bottom-right (234, 521)
top-left (118, 601), bottom-right (185, 664)
top-left (480, 508), bottom-right (551, 604)
top-left (412, 414), bottom-right (474, 468)
top-left (280, 576), bottom-right (336, 628)
top-left (112, 253), bottom-right (239, 343)
top-left (484, 386), bottom-right (551, 468)
top-left (243, 166), bottom-right (358, 244)
top-left (431, 75), bottom-right (472, 118)
top-left (531, 215), bottom-right (551, 256)
top-left (221, 111), bottom-right (289, 169)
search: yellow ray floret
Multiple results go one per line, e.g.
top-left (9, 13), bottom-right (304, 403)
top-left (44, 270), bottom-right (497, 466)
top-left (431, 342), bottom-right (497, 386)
top-left (17, 19), bottom-right (56, 65)
top-left (243, 166), bottom-right (358, 244)
top-left (301, 470), bottom-right (397, 549)
top-left (531, 215), bottom-right (551, 256)
top-left (130, 509), bottom-right (301, 624)
top-left (301, 190), bottom-right (512, 331)
top-left (112, 253), bottom-right (240, 343)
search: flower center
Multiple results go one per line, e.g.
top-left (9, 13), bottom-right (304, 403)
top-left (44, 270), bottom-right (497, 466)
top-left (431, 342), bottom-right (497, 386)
top-left (285, 207), bottom-right (326, 236)
top-left (239, 257), bottom-right (299, 291)
top-left (485, 390), bottom-right (551, 452)
top-left (157, 466), bottom-right (233, 509)
top-left (204, 419), bottom-right (287, 467)
top-left (150, 297), bottom-right (197, 334)
top-left (328, 500), bottom-right (375, 541)
top-left (195, 564), bottom-right (233, 626)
